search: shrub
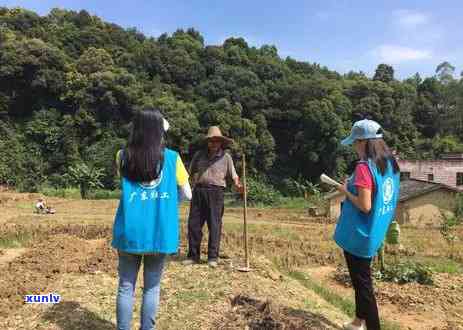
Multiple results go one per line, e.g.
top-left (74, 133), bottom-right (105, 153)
top-left (41, 187), bottom-right (81, 199)
top-left (454, 192), bottom-right (463, 219)
top-left (374, 262), bottom-right (433, 285)
top-left (245, 175), bottom-right (282, 206)
top-left (440, 212), bottom-right (460, 259)
top-left (87, 189), bottom-right (121, 200)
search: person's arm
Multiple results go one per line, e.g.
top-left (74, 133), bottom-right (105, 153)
top-left (337, 184), bottom-right (372, 213)
top-left (226, 154), bottom-right (243, 193)
top-left (337, 163), bottom-right (373, 214)
top-left (178, 181), bottom-right (192, 201)
top-left (177, 154), bottom-right (192, 201)
top-left (115, 149), bottom-right (122, 178)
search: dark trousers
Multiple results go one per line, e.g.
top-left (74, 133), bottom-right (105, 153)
top-left (187, 185), bottom-right (225, 261)
top-left (344, 250), bottom-right (380, 330)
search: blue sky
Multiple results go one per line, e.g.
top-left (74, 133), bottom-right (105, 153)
top-left (2, 0), bottom-right (462, 79)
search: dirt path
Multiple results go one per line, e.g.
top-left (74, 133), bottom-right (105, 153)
top-left (3, 234), bottom-right (349, 329)
top-left (0, 235), bottom-right (106, 322)
top-left (223, 211), bottom-right (329, 228)
top-left (3, 196), bottom-right (462, 329)
top-left (0, 248), bottom-right (27, 264)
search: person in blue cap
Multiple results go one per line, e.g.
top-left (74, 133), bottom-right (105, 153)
top-left (334, 119), bottom-right (400, 330)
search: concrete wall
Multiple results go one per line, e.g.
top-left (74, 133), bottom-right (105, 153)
top-left (398, 159), bottom-right (463, 189)
top-left (395, 189), bottom-right (456, 227)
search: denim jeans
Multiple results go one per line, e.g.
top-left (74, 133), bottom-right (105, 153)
top-left (116, 252), bottom-right (166, 330)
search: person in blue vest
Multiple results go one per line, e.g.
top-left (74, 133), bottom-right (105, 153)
top-left (334, 119), bottom-right (400, 330)
top-left (112, 109), bottom-right (191, 330)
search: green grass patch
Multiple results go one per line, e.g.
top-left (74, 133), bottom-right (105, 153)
top-left (275, 197), bottom-right (310, 209)
top-left (87, 189), bottom-right (121, 200)
top-left (15, 202), bottom-right (35, 210)
top-left (40, 187), bottom-right (121, 200)
top-left (289, 270), bottom-right (355, 316)
top-left (223, 222), bottom-right (300, 240)
top-left (268, 226), bottom-right (300, 240)
top-left (0, 231), bottom-right (34, 248)
top-left (41, 187), bottom-right (82, 199)
top-left (224, 196), bottom-right (309, 209)
top-left (174, 290), bottom-right (211, 303)
top-left (286, 270), bottom-right (402, 330)
top-left (410, 256), bottom-right (462, 274)
top-left (223, 222), bottom-right (261, 234)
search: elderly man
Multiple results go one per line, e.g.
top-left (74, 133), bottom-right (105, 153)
top-left (183, 126), bottom-right (243, 268)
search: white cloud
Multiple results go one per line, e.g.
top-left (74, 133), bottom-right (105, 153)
top-left (371, 45), bottom-right (432, 64)
top-left (393, 10), bottom-right (430, 28)
top-left (390, 9), bottom-right (442, 53)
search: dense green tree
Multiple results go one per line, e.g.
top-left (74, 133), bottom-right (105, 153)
top-left (77, 47), bottom-right (114, 74)
top-left (1, 6), bottom-right (463, 195)
top-left (67, 162), bottom-right (104, 199)
top-left (436, 61), bottom-right (455, 85)
top-left (373, 64), bottom-right (394, 83)
top-left (0, 37), bottom-right (68, 116)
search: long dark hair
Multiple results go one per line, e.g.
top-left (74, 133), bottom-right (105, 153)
top-left (365, 137), bottom-right (400, 176)
top-left (121, 109), bottom-right (165, 182)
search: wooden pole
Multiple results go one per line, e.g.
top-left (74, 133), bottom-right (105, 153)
top-left (242, 153), bottom-right (249, 269)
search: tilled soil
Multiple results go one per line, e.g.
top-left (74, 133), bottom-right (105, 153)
top-left (0, 223), bottom-right (111, 241)
top-left (321, 266), bottom-right (463, 329)
top-left (2, 218), bottom-right (462, 330)
top-left (376, 273), bottom-right (463, 315)
top-left (0, 232), bottom-right (109, 318)
top-left (80, 238), bottom-right (118, 276)
top-left (331, 266), bottom-right (463, 315)
top-left (216, 294), bottom-right (341, 329)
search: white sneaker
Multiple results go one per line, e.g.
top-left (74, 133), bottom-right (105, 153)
top-left (182, 259), bottom-right (198, 266)
top-left (208, 260), bottom-right (218, 268)
top-left (343, 320), bottom-right (366, 330)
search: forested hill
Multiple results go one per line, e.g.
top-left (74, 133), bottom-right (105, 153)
top-left (1, 7), bottom-right (463, 193)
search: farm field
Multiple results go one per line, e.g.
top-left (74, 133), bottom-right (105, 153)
top-left (1, 191), bottom-right (462, 330)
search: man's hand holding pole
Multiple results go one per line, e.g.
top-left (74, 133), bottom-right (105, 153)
top-left (234, 177), bottom-right (245, 195)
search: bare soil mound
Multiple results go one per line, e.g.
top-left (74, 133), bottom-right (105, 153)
top-left (216, 294), bottom-right (341, 329)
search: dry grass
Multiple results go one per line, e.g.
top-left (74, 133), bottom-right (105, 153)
top-left (1, 193), bottom-right (463, 329)
top-left (401, 225), bottom-right (463, 261)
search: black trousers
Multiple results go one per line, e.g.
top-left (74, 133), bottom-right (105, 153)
top-left (187, 185), bottom-right (225, 261)
top-left (344, 250), bottom-right (380, 330)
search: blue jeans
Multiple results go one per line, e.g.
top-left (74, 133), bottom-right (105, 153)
top-left (116, 252), bottom-right (166, 330)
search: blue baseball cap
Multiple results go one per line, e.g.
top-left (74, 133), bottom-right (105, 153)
top-left (341, 119), bottom-right (383, 145)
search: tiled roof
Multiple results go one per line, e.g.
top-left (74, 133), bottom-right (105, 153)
top-left (398, 179), bottom-right (457, 202)
top-left (324, 179), bottom-right (458, 202)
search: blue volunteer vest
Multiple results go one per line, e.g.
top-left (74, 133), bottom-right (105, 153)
top-left (112, 148), bottom-right (179, 254)
top-left (333, 159), bottom-right (400, 258)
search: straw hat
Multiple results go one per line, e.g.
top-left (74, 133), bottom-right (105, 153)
top-left (205, 126), bottom-right (234, 145)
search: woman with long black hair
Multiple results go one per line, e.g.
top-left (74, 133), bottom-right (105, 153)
top-left (112, 109), bottom-right (191, 330)
top-left (334, 119), bottom-right (400, 330)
